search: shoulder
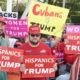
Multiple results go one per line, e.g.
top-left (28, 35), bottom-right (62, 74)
top-left (18, 42), bottom-right (28, 49)
top-left (56, 75), bottom-right (65, 80)
top-left (2, 37), bottom-right (6, 41)
top-left (56, 73), bottom-right (70, 80)
top-left (1, 38), bottom-right (8, 46)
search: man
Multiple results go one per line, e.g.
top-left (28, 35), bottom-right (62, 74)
top-left (19, 25), bottom-right (54, 80)
top-left (0, 16), bottom-right (8, 46)
top-left (56, 63), bottom-right (71, 80)
top-left (0, 16), bottom-right (8, 80)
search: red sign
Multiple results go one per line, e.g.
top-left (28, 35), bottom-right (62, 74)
top-left (22, 55), bottom-right (56, 78)
top-left (65, 33), bottom-right (80, 54)
top-left (0, 46), bottom-right (24, 73)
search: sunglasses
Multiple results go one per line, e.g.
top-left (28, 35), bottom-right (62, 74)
top-left (30, 34), bottom-right (40, 37)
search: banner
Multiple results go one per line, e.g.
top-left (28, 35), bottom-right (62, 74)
top-left (22, 55), bottom-right (56, 78)
top-left (0, 46), bottom-right (24, 73)
top-left (28, 1), bottom-right (69, 37)
top-left (65, 25), bottom-right (80, 54)
top-left (5, 19), bottom-right (28, 38)
top-left (0, 11), bottom-right (18, 19)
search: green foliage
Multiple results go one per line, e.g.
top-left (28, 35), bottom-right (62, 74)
top-left (0, 0), bottom-right (6, 11)
top-left (0, 0), bottom-right (80, 24)
top-left (71, 15), bottom-right (80, 24)
top-left (12, 1), bottom-right (29, 18)
top-left (48, 0), bottom-right (53, 5)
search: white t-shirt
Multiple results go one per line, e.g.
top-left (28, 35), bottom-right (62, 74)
top-left (9, 38), bottom-right (18, 48)
top-left (56, 73), bottom-right (70, 80)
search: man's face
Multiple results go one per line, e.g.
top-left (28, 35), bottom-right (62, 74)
top-left (0, 22), bottom-right (5, 35)
top-left (29, 33), bottom-right (41, 45)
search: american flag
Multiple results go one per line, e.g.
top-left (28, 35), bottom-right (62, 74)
top-left (69, 55), bottom-right (80, 80)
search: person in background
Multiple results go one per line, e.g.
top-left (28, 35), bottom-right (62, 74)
top-left (63, 29), bottom-right (77, 64)
top-left (19, 25), bottom-right (57, 80)
top-left (14, 41), bottom-right (23, 48)
top-left (41, 34), bottom-right (54, 48)
top-left (51, 33), bottom-right (65, 79)
top-left (40, 34), bottom-right (53, 80)
top-left (56, 63), bottom-right (71, 80)
top-left (69, 56), bottom-right (80, 80)
top-left (14, 38), bottom-right (25, 48)
top-left (0, 16), bottom-right (8, 80)
top-left (40, 34), bottom-right (48, 43)
top-left (9, 37), bottom-right (18, 48)
top-left (51, 37), bottom-right (60, 79)
top-left (0, 16), bottom-right (8, 46)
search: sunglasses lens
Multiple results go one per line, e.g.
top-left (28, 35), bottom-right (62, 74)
top-left (30, 34), bottom-right (40, 37)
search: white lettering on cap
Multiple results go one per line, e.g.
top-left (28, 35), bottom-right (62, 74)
top-left (32, 28), bottom-right (38, 30)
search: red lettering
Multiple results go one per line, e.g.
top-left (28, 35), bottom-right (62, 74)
top-left (50, 12), bottom-right (54, 16)
top-left (45, 7), bottom-right (49, 16)
top-left (32, 4), bottom-right (62, 18)
top-left (55, 12), bottom-right (62, 18)
top-left (39, 9), bottom-right (45, 16)
top-left (32, 4), bottom-right (40, 15)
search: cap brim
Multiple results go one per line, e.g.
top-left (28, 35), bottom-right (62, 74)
top-left (29, 32), bottom-right (40, 34)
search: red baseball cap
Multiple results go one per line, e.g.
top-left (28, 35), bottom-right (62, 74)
top-left (14, 42), bottom-right (22, 46)
top-left (0, 16), bottom-right (6, 24)
top-left (64, 54), bottom-right (77, 64)
top-left (29, 25), bottom-right (40, 34)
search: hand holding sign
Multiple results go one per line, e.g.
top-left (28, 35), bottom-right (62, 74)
top-left (20, 64), bottom-right (26, 72)
top-left (52, 63), bottom-right (57, 71)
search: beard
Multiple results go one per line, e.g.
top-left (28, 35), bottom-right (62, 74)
top-left (29, 40), bottom-right (39, 45)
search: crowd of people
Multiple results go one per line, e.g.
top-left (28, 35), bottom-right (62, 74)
top-left (0, 16), bottom-right (80, 80)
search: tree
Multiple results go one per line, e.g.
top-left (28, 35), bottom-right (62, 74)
top-left (0, 0), bottom-right (6, 11)
top-left (12, 0), bottom-right (28, 18)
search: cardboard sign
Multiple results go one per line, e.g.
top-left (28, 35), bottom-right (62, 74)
top-left (65, 25), bottom-right (80, 54)
top-left (66, 25), bottom-right (80, 33)
top-left (22, 55), bottom-right (56, 78)
top-left (5, 19), bottom-right (28, 38)
top-left (28, 1), bottom-right (69, 37)
top-left (0, 46), bottom-right (24, 73)
top-left (0, 11), bottom-right (18, 19)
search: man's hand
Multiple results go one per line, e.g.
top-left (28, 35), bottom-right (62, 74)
top-left (53, 63), bottom-right (57, 71)
top-left (20, 64), bottom-right (26, 72)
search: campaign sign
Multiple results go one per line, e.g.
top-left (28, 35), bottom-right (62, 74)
top-left (65, 25), bottom-right (80, 54)
top-left (0, 46), bottom-right (24, 73)
top-left (22, 55), bottom-right (56, 78)
top-left (5, 19), bottom-right (28, 38)
top-left (0, 11), bottom-right (18, 19)
top-left (28, 1), bottom-right (69, 37)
